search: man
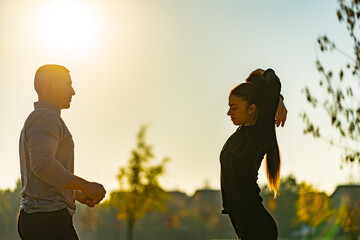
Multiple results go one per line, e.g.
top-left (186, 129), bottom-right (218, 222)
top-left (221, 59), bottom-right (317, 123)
top-left (18, 64), bottom-right (106, 239)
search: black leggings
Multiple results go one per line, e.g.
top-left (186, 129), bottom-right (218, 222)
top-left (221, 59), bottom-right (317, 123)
top-left (228, 205), bottom-right (278, 240)
top-left (18, 208), bottom-right (79, 240)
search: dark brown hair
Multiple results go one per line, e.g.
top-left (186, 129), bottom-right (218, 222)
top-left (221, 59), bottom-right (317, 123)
top-left (230, 73), bottom-right (281, 198)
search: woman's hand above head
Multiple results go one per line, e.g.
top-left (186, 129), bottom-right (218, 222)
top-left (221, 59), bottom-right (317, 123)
top-left (275, 96), bottom-right (287, 127)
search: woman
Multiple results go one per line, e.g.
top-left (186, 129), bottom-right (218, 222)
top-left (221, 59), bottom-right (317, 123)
top-left (220, 68), bottom-right (287, 240)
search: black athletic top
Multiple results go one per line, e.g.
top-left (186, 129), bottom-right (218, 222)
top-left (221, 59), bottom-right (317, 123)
top-left (220, 69), bottom-right (281, 215)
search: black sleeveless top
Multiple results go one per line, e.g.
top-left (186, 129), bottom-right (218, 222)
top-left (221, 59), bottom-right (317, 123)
top-left (220, 69), bottom-right (281, 214)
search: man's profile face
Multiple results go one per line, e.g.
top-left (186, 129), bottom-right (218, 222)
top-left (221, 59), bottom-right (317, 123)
top-left (51, 72), bottom-right (76, 109)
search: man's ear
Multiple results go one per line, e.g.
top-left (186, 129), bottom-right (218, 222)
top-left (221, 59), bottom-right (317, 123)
top-left (45, 80), bottom-right (55, 94)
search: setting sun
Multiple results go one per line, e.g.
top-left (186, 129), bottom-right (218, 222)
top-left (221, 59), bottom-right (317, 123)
top-left (33, 0), bottom-right (103, 55)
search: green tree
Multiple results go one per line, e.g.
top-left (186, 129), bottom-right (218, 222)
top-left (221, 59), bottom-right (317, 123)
top-left (296, 183), bottom-right (331, 239)
top-left (109, 125), bottom-right (169, 240)
top-left (77, 204), bottom-right (102, 232)
top-left (302, 0), bottom-right (360, 164)
top-left (337, 200), bottom-right (360, 240)
top-left (0, 179), bottom-right (21, 239)
top-left (261, 175), bottom-right (300, 238)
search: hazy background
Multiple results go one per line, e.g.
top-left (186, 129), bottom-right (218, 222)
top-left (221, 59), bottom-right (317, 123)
top-left (0, 0), bottom-right (358, 197)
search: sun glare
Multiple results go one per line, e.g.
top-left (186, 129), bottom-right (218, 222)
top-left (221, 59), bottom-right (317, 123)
top-left (33, 0), bottom-right (102, 56)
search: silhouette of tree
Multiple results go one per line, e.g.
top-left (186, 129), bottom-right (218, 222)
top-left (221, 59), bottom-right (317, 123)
top-left (109, 125), bottom-right (169, 240)
top-left (337, 200), bottom-right (360, 240)
top-left (0, 179), bottom-right (21, 239)
top-left (296, 183), bottom-right (331, 239)
top-left (262, 175), bottom-right (300, 238)
top-left (77, 205), bottom-right (102, 232)
top-left (301, 0), bottom-right (360, 164)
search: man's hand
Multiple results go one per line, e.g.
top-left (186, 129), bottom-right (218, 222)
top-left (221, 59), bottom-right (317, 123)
top-left (81, 182), bottom-right (106, 204)
top-left (65, 175), bottom-right (106, 205)
top-left (75, 190), bottom-right (97, 207)
top-left (275, 96), bottom-right (287, 127)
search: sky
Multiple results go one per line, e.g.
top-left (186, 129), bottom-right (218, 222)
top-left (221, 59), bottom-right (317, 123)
top-left (0, 0), bottom-right (359, 197)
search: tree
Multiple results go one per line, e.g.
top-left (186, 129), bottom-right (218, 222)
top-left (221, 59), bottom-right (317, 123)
top-left (109, 125), bottom-right (169, 240)
top-left (77, 205), bottom-right (102, 232)
top-left (0, 179), bottom-right (21, 239)
top-left (261, 175), bottom-right (300, 238)
top-left (302, 0), bottom-right (360, 164)
top-left (296, 183), bottom-right (331, 239)
top-left (337, 200), bottom-right (360, 240)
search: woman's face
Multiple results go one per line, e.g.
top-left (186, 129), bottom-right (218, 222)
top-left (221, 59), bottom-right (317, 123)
top-left (227, 94), bottom-right (256, 126)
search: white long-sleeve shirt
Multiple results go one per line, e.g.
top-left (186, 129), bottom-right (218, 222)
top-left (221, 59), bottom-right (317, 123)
top-left (19, 101), bottom-right (75, 216)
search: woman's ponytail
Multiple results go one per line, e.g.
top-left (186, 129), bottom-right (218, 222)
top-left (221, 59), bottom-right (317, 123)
top-left (265, 133), bottom-right (281, 198)
top-left (231, 70), bottom-right (282, 198)
top-left (248, 71), bottom-right (281, 198)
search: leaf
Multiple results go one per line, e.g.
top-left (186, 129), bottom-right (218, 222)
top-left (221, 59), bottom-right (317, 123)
top-left (339, 69), bottom-right (344, 81)
top-left (337, 9), bottom-right (343, 21)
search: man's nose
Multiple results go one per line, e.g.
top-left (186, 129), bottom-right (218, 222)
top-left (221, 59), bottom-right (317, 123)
top-left (71, 87), bottom-right (76, 96)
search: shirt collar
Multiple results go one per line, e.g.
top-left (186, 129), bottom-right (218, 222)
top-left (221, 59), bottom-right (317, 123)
top-left (34, 101), bottom-right (61, 115)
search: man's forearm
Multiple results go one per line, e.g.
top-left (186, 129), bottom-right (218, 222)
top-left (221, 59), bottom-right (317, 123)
top-left (74, 189), bottom-right (88, 202)
top-left (74, 190), bottom-right (82, 201)
top-left (65, 175), bottom-right (106, 203)
top-left (64, 175), bottom-right (89, 192)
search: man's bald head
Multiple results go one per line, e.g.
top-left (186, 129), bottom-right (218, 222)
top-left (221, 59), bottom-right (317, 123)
top-left (34, 64), bottom-right (70, 95)
top-left (34, 64), bottom-right (75, 109)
